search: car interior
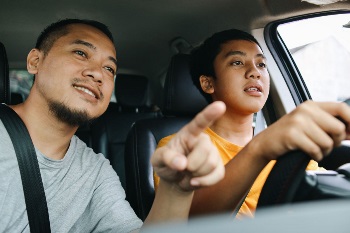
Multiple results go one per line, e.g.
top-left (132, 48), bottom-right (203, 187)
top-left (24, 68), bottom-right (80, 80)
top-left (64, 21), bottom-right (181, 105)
top-left (75, 73), bottom-right (161, 190)
top-left (1, 0), bottom-right (350, 232)
top-left (125, 53), bottom-right (208, 220)
top-left (0, 42), bottom-right (9, 104)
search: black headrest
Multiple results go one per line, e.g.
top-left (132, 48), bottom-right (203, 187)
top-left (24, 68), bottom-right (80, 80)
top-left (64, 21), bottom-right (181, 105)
top-left (11, 92), bottom-right (25, 105)
top-left (115, 74), bottom-right (149, 108)
top-left (162, 54), bottom-right (208, 117)
top-left (0, 42), bottom-right (10, 104)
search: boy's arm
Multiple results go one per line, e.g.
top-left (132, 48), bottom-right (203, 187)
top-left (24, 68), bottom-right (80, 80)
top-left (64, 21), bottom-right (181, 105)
top-left (190, 101), bottom-right (350, 215)
top-left (141, 101), bottom-right (226, 226)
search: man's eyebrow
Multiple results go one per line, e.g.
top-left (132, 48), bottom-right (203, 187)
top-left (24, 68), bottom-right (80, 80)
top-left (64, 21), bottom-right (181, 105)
top-left (72, 39), bottom-right (118, 68)
top-left (72, 39), bottom-right (96, 50)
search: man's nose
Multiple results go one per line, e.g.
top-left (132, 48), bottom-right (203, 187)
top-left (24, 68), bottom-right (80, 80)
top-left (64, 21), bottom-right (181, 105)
top-left (82, 64), bottom-right (103, 84)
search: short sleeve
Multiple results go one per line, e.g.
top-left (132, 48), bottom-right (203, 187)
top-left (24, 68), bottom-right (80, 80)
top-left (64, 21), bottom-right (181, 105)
top-left (153, 134), bottom-right (175, 191)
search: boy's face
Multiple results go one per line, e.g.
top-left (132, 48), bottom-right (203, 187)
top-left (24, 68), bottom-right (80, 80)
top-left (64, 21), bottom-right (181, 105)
top-left (28, 23), bottom-right (117, 124)
top-left (210, 39), bottom-right (269, 115)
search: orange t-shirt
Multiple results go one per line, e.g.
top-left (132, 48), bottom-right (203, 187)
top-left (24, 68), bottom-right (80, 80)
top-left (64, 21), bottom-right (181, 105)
top-left (154, 127), bottom-right (321, 218)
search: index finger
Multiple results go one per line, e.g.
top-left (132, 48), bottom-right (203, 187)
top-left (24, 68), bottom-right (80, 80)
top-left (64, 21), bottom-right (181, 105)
top-left (180, 101), bottom-right (226, 137)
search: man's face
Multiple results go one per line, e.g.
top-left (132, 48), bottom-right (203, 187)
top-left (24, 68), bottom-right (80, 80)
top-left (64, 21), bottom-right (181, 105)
top-left (211, 39), bottom-right (270, 115)
top-left (29, 23), bottom-right (117, 125)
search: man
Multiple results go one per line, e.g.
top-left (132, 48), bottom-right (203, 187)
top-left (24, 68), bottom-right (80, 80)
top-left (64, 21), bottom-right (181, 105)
top-left (154, 29), bottom-right (350, 219)
top-left (0, 19), bottom-right (225, 232)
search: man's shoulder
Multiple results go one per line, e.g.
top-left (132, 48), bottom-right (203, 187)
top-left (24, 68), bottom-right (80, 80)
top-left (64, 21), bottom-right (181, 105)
top-left (0, 119), bottom-right (14, 149)
top-left (67, 135), bottom-right (118, 181)
top-left (71, 135), bottom-right (109, 164)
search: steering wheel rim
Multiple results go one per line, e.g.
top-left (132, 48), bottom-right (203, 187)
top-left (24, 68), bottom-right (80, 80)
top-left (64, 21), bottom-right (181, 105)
top-left (257, 99), bottom-right (350, 209)
top-left (257, 150), bottom-right (310, 208)
top-left (257, 145), bottom-right (350, 209)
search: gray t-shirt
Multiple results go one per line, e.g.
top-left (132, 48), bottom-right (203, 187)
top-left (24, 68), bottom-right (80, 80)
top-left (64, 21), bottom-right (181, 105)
top-left (0, 120), bottom-right (143, 232)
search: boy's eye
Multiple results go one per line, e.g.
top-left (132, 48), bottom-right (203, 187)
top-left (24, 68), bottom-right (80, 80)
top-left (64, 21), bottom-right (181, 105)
top-left (258, 62), bottom-right (267, 68)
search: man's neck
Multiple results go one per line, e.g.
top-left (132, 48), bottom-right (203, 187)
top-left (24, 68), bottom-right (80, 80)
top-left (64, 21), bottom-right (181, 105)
top-left (11, 101), bottom-right (78, 160)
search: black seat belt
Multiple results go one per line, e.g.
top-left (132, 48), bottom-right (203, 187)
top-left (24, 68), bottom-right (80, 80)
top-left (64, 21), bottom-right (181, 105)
top-left (233, 111), bottom-right (266, 218)
top-left (0, 104), bottom-right (51, 233)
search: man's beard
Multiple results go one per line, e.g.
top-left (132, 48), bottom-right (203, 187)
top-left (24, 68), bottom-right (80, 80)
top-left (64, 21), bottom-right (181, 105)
top-left (48, 100), bottom-right (95, 126)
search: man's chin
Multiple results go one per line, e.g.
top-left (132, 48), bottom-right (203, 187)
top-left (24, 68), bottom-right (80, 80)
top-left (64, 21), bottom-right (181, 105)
top-left (48, 101), bottom-right (96, 126)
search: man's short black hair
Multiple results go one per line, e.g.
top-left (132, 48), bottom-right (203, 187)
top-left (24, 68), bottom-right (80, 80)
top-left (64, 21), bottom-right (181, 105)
top-left (190, 29), bottom-right (261, 103)
top-left (35, 18), bottom-right (114, 55)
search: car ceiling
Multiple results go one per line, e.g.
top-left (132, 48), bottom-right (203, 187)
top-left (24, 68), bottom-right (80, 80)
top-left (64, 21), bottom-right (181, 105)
top-left (1, 0), bottom-right (349, 83)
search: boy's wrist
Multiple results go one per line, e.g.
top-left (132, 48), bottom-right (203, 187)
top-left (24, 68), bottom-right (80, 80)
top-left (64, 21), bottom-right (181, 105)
top-left (244, 136), bottom-right (271, 165)
top-left (145, 179), bottom-right (194, 223)
top-left (158, 178), bottom-right (195, 198)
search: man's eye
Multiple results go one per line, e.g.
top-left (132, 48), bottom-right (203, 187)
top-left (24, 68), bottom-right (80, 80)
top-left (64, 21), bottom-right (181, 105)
top-left (105, 66), bottom-right (115, 75)
top-left (75, 50), bottom-right (87, 58)
top-left (230, 61), bottom-right (243, 66)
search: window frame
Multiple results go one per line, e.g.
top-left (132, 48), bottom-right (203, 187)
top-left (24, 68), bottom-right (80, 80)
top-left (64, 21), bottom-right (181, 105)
top-left (263, 10), bottom-right (350, 105)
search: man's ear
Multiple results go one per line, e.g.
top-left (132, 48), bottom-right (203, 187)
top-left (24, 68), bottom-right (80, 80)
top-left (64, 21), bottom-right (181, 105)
top-left (27, 49), bottom-right (41, 75)
top-left (199, 75), bottom-right (214, 94)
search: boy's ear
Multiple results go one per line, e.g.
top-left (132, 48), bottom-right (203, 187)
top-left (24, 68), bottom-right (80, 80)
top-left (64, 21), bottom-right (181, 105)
top-left (199, 75), bottom-right (214, 94)
top-left (27, 49), bottom-right (41, 75)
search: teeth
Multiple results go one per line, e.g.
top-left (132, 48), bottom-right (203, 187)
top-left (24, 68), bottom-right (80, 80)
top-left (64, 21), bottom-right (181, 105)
top-left (74, 86), bottom-right (96, 98)
top-left (246, 87), bottom-right (259, 92)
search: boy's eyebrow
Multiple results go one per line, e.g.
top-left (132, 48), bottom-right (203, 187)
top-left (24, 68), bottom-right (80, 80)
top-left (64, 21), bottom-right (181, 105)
top-left (256, 53), bottom-right (266, 59)
top-left (72, 39), bottom-right (118, 67)
top-left (224, 50), bottom-right (266, 60)
top-left (224, 50), bottom-right (246, 58)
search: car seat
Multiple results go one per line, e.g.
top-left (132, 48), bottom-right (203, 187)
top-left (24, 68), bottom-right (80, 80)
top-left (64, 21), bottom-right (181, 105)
top-left (124, 54), bottom-right (208, 220)
top-left (76, 74), bottom-right (161, 191)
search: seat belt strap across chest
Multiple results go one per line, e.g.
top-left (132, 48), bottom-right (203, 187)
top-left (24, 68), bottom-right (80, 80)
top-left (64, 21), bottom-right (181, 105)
top-left (233, 111), bottom-right (265, 218)
top-left (0, 104), bottom-right (51, 233)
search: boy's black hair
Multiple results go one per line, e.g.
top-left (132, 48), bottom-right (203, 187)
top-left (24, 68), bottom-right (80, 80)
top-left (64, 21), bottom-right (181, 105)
top-left (190, 29), bottom-right (261, 103)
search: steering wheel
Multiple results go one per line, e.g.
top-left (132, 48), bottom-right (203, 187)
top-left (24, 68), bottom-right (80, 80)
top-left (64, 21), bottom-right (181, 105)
top-left (256, 144), bottom-right (350, 209)
top-left (257, 99), bottom-right (350, 208)
top-left (257, 150), bottom-right (309, 207)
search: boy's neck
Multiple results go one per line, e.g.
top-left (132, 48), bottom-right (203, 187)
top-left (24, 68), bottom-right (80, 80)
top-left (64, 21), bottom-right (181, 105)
top-left (210, 112), bottom-right (254, 147)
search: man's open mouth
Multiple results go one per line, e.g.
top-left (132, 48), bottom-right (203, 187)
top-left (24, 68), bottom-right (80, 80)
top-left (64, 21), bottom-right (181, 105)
top-left (73, 85), bottom-right (97, 99)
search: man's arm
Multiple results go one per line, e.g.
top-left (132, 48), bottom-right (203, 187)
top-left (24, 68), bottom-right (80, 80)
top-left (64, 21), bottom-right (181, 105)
top-left (139, 101), bottom-right (226, 227)
top-left (189, 101), bottom-right (350, 215)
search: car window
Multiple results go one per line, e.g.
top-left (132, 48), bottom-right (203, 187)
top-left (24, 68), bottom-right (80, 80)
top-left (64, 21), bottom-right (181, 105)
top-left (277, 12), bottom-right (350, 102)
top-left (9, 69), bottom-right (33, 101)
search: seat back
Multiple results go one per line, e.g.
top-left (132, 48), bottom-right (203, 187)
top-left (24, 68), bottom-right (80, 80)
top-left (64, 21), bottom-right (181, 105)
top-left (115, 74), bottom-right (151, 112)
top-left (10, 92), bottom-right (25, 105)
top-left (76, 74), bottom-right (160, 191)
top-left (124, 54), bottom-right (208, 220)
top-left (0, 42), bottom-right (10, 104)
